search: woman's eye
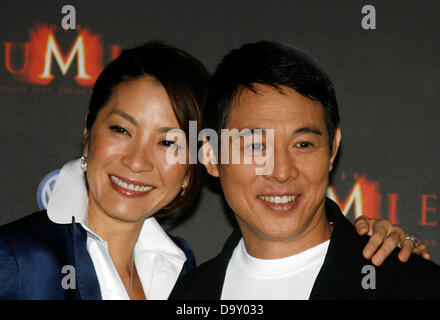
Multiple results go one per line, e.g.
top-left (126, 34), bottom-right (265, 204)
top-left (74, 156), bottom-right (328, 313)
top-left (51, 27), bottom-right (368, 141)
top-left (160, 140), bottom-right (181, 149)
top-left (109, 125), bottom-right (129, 135)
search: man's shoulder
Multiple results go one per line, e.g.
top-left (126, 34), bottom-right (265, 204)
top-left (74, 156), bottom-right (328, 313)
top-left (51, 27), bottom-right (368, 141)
top-left (169, 230), bottom-right (241, 300)
top-left (376, 249), bottom-right (440, 298)
top-left (169, 253), bottom-right (225, 300)
top-left (316, 202), bottom-right (440, 299)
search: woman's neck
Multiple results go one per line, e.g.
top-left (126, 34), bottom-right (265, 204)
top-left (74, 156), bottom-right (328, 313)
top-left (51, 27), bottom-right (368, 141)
top-left (87, 201), bottom-right (143, 274)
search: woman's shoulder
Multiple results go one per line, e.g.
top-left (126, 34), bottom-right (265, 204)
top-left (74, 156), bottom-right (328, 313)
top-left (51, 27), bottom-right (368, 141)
top-left (0, 211), bottom-right (70, 248)
top-left (1, 210), bottom-right (54, 232)
top-left (0, 211), bottom-right (81, 299)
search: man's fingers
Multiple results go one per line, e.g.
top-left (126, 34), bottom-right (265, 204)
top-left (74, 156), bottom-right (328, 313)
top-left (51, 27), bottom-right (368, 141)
top-left (412, 244), bottom-right (431, 260)
top-left (371, 233), bottom-right (400, 266)
top-left (354, 216), bottom-right (371, 235)
top-left (390, 226), bottom-right (405, 244)
top-left (363, 230), bottom-right (387, 259)
top-left (397, 237), bottom-right (415, 262)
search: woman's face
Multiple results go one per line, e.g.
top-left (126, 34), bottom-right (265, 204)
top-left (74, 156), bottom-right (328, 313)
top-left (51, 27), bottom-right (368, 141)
top-left (83, 76), bottom-right (189, 223)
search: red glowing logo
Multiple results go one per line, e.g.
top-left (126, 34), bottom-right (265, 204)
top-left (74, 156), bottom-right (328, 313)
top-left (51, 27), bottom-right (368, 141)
top-left (328, 172), bottom-right (437, 231)
top-left (4, 24), bottom-right (120, 86)
top-left (328, 174), bottom-right (381, 220)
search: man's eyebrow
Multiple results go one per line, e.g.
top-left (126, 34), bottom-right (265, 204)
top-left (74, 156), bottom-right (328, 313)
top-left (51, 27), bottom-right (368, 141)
top-left (236, 128), bottom-right (268, 137)
top-left (109, 109), bottom-right (139, 127)
top-left (227, 128), bottom-right (268, 141)
top-left (230, 127), bottom-right (323, 139)
top-left (292, 126), bottom-right (323, 136)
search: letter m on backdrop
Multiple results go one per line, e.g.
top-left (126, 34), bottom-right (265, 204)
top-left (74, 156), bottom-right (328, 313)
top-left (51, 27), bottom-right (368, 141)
top-left (21, 24), bottom-right (102, 86)
top-left (39, 34), bottom-right (90, 82)
top-left (327, 176), bottom-right (381, 219)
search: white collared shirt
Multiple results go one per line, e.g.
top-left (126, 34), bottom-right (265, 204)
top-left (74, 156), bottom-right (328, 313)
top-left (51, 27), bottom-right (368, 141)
top-left (221, 238), bottom-right (329, 300)
top-left (47, 159), bottom-right (187, 300)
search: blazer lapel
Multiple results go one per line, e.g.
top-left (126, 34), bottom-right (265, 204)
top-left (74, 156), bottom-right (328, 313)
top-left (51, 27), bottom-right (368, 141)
top-left (309, 199), bottom-right (371, 299)
top-left (209, 229), bottom-right (242, 299)
top-left (71, 217), bottom-right (102, 300)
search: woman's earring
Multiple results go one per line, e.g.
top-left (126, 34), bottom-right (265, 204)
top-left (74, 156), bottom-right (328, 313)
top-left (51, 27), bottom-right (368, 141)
top-left (180, 185), bottom-right (186, 197)
top-left (80, 155), bottom-right (88, 173)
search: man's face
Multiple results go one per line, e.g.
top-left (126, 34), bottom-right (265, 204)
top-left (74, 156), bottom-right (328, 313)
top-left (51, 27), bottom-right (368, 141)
top-left (205, 84), bottom-right (341, 258)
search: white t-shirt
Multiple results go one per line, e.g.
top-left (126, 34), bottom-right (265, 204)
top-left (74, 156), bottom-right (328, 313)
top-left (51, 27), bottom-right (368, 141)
top-left (221, 238), bottom-right (329, 300)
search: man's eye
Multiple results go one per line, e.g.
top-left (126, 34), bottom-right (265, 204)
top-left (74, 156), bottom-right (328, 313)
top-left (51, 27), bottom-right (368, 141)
top-left (246, 143), bottom-right (264, 150)
top-left (296, 142), bottom-right (312, 148)
top-left (110, 126), bottom-right (129, 135)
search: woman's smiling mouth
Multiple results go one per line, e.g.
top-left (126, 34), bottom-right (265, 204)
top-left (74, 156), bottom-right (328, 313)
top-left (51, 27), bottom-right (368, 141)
top-left (109, 175), bottom-right (154, 198)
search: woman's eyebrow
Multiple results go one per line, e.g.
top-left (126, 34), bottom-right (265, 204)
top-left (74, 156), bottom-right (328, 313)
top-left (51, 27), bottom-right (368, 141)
top-left (109, 109), bottom-right (139, 127)
top-left (157, 127), bottom-right (182, 134)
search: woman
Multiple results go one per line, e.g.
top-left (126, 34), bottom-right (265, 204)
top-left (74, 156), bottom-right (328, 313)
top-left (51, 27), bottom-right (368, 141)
top-left (0, 41), bottom-right (429, 300)
top-left (0, 41), bottom-right (206, 300)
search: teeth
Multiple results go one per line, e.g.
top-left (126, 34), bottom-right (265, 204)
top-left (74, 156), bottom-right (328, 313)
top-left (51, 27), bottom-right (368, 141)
top-left (110, 176), bottom-right (153, 192)
top-left (258, 195), bottom-right (296, 204)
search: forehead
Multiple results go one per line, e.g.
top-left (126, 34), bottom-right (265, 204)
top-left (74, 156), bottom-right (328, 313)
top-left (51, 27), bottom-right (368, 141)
top-left (227, 84), bottom-right (326, 131)
top-left (112, 76), bottom-right (165, 104)
top-left (101, 76), bottom-right (179, 124)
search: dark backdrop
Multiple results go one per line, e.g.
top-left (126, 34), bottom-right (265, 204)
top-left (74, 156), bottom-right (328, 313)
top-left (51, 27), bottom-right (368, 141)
top-left (0, 0), bottom-right (439, 264)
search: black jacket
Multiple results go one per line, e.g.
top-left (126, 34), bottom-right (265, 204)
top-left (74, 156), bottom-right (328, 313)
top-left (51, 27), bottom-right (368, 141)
top-left (170, 198), bottom-right (440, 300)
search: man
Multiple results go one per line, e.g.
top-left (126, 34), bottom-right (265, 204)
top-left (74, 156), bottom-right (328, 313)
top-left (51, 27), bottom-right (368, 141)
top-left (170, 41), bottom-right (440, 299)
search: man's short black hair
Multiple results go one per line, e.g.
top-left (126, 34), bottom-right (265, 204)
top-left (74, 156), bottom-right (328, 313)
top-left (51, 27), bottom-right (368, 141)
top-left (204, 40), bottom-right (340, 151)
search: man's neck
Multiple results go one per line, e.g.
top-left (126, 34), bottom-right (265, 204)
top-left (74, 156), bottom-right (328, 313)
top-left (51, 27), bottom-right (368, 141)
top-left (238, 210), bottom-right (333, 260)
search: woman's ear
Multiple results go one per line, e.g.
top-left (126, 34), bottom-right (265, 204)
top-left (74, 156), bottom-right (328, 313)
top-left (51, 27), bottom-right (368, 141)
top-left (182, 172), bottom-right (191, 189)
top-left (329, 126), bottom-right (341, 172)
top-left (201, 139), bottom-right (220, 177)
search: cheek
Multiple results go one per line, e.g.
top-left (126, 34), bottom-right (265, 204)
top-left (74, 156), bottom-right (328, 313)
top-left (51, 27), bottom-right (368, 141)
top-left (86, 132), bottom-right (125, 190)
top-left (298, 155), bottom-right (331, 190)
top-left (87, 130), bottom-right (123, 163)
top-left (219, 164), bottom-right (257, 207)
top-left (221, 164), bottom-right (254, 188)
top-left (159, 161), bottom-right (188, 189)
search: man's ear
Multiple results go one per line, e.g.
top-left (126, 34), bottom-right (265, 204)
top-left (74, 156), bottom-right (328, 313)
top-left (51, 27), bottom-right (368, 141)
top-left (201, 139), bottom-right (220, 177)
top-left (329, 126), bottom-right (341, 172)
top-left (82, 110), bottom-right (90, 157)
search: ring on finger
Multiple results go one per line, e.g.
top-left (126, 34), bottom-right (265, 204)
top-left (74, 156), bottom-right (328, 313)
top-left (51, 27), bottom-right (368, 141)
top-left (400, 235), bottom-right (418, 248)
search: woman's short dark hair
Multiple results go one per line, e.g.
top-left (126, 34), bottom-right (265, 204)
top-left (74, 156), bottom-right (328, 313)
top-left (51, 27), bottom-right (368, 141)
top-left (85, 40), bottom-right (209, 216)
top-left (204, 40), bottom-right (340, 152)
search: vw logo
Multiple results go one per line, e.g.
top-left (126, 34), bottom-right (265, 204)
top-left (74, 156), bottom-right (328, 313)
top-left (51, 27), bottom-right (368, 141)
top-left (37, 169), bottom-right (61, 210)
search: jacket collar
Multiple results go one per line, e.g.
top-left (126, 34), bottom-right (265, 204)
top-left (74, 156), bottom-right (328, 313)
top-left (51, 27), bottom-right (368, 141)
top-left (70, 218), bottom-right (102, 300)
top-left (309, 198), bottom-right (371, 299)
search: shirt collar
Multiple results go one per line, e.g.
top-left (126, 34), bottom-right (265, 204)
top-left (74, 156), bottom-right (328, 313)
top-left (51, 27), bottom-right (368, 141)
top-left (47, 158), bottom-right (89, 225)
top-left (47, 158), bottom-right (187, 263)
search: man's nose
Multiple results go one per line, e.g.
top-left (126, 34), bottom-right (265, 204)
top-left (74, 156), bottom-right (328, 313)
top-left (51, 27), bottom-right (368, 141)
top-left (263, 145), bottom-right (298, 183)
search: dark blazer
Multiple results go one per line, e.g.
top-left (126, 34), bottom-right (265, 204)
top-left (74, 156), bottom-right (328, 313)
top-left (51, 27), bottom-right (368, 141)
top-left (0, 211), bottom-right (195, 300)
top-left (170, 198), bottom-right (440, 300)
